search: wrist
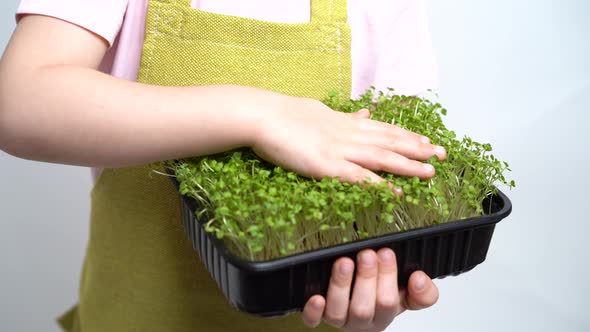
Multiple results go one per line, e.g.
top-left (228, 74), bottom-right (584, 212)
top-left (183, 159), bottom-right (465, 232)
top-left (232, 86), bottom-right (296, 150)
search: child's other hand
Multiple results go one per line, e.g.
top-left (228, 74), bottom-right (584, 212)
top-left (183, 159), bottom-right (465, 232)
top-left (301, 248), bottom-right (439, 331)
top-left (252, 97), bottom-right (446, 184)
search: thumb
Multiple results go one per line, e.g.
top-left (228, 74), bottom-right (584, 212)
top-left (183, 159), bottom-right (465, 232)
top-left (403, 271), bottom-right (439, 311)
top-left (347, 108), bottom-right (371, 119)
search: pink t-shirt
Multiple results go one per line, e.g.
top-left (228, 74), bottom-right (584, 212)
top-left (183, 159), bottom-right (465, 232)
top-left (17, 0), bottom-right (439, 180)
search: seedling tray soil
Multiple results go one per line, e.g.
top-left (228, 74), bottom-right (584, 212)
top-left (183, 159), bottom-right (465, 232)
top-left (172, 177), bottom-right (512, 317)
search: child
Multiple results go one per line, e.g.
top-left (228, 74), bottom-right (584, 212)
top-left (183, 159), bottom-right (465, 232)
top-left (0, 0), bottom-right (443, 331)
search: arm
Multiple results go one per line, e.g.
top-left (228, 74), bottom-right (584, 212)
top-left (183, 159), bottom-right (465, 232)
top-left (0, 15), bottom-right (278, 167)
top-left (0, 15), bottom-right (444, 182)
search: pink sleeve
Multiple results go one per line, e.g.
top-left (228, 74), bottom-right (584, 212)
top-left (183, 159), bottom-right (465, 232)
top-left (16, 0), bottom-right (129, 47)
top-left (372, 0), bottom-right (439, 96)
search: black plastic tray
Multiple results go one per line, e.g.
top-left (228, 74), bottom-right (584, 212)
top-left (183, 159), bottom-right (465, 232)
top-left (172, 177), bottom-right (512, 317)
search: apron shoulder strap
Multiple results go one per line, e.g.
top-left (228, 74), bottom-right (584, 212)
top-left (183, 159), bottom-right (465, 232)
top-left (311, 0), bottom-right (348, 23)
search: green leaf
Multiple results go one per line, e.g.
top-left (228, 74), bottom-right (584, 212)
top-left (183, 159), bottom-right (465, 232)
top-left (170, 88), bottom-right (514, 261)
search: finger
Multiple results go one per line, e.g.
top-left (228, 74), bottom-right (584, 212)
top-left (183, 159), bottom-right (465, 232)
top-left (372, 134), bottom-right (446, 161)
top-left (346, 250), bottom-right (379, 330)
top-left (336, 161), bottom-right (385, 184)
top-left (373, 248), bottom-right (402, 331)
top-left (348, 108), bottom-right (371, 119)
top-left (361, 119), bottom-right (431, 144)
top-left (336, 162), bottom-right (403, 195)
top-left (345, 147), bottom-right (436, 179)
top-left (332, 161), bottom-right (404, 195)
top-left (323, 257), bottom-right (355, 328)
top-left (403, 271), bottom-right (439, 310)
top-left (302, 295), bottom-right (326, 328)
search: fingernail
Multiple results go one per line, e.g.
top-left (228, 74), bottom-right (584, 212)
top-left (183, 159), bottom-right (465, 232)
top-left (423, 164), bottom-right (434, 173)
top-left (421, 136), bottom-right (431, 144)
top-left (340, 262), bottom-right (353, 275)
top-left (415, 275), bottom-right (426, 291)
top-left (313, 299), bottom-right (323, 310)
top-left (378, 249), bottom-right (394, 263)
top-left (434, 146), bottom-right (446, 158)
top-left (360, 251), bottom-right (374, 266)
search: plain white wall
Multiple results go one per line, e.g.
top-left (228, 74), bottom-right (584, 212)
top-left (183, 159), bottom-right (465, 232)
top-left (0, 1), bottom-right (588, 331)
top-left (392, 1), bottom-right (590, 332)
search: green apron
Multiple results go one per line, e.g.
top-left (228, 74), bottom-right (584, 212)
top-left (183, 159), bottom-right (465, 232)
top-left (59, 0), bottom-right (352, 330)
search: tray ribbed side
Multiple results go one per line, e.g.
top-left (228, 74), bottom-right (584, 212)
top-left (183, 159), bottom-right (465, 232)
top-left (392, 226), bottom-right (494, 285)
top-left (181, 199), bottom-right (230, 300)
top-left (175, 181), bottom-right (510, 317)
top-left (296, 226), bottom-right (494, 305)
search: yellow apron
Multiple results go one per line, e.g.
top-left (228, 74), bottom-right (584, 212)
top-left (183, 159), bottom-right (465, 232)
top-left (59, 0), bottom-right (352, 330)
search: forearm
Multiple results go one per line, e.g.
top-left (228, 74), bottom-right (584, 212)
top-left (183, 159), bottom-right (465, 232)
top-left (0, 64), bottom-right (281, 167)
top-left (0, 14), bottom-right (443, 182)
top-left (0, 15), bottom-right (289, 167)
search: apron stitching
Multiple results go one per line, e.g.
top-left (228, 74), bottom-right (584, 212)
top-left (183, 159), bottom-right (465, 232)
top-left (162, 0), bottom-right (182, 36)
top-left (337, 27), bottom-right (342, 90)
top-left (163, 9), bottom-right (182, 35)
top-left (174, 0), bottom-right (185, 24)
top-left (318, 27), bottom-right (340, 50)
top-left (144, 2), bottom-right (163, 81)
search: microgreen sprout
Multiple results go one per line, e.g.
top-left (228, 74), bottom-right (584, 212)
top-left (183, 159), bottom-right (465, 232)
top-left (169, 88), bottom-right (514, 261)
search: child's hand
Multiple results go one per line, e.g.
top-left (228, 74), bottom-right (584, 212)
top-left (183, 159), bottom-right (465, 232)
top-left (301, 248), bottom-right (439, 331)
top-left (252, 97), bottom-right (446, 184)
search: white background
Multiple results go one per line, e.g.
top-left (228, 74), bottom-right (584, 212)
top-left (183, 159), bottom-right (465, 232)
top-left (0, 0), bottom-right (588, 331)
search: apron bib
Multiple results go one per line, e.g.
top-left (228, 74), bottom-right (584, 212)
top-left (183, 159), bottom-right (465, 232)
top-left (60, 0), bottom-right (351, 330)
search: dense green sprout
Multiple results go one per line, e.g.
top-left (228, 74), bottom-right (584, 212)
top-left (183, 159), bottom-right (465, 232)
top-left (170, 88), bottom-right (514, 261)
